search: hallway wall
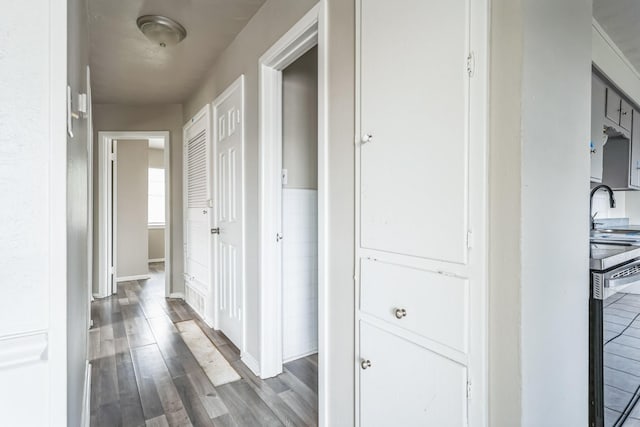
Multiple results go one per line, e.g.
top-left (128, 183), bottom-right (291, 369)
top-left (116, 140), bottom-right (149, 278)
top-left (92, 104), bottom-right (184, 294)
top-left (183, 0), bottom-right (318, 366)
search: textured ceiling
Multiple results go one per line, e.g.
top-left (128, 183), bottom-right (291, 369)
top-left (594, 0), bottom-right (640, 74)
top-left (89, 0), bottom-right (265, 104)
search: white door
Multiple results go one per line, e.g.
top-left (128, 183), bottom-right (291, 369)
top-left (360, 0), bottom-right (470, 265)
top-left (184, 107), bottom-right (212, 316)
top-left (213, 77), bottom-right (245, 349)
top-left (359, 322), bottom-right (467, 426)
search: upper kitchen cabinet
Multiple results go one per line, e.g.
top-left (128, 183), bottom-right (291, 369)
top-left (595, 72), bottom-right (640, 191)
top-left (592, 74), bottom-right (606, 182)
top-left (605, 85), bottom-right (632, 132)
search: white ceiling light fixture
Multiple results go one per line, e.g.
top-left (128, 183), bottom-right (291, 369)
top-left (136, 15), bottom-right (187, 48)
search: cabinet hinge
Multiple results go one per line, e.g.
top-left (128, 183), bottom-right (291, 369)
top-left (467, 381), bottom-right (472, 399)
top-left (109, 152), bottom-right (116, 162)
top-left (466, 52), bottom-right (475, 78)
top-left (466, 230), bottom-right (473, 249)
top-left (109, 265), bottom-right (115, 275)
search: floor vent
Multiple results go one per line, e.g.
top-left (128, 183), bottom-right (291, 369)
top-left (185, 282), bottom-right (206, 318)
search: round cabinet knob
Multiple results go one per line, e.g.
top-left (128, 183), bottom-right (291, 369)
top-left (394, 308), bottom-right (407, 319)
top-left (361, 133), bottom-right (373, 144)
top-left (360, 359), bottom-right (372, 370)
top-left (202, 210), bottom-right (207, 215)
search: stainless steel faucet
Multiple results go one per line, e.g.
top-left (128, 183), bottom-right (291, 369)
top-left (590, 184), bottom-right (616, 230)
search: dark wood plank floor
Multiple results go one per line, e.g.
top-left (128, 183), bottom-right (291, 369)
top-left (603, 292), bottom-right (640, 426)
top-left (90, 263), bottom-right (318, 427)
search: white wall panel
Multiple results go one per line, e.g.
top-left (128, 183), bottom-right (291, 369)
top-left (282, 189), bottom-right (318, 361)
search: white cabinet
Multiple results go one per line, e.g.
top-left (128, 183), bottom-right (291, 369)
top-left (631, 111), bottom-right (640, 188)
top-left (359, 0), bottom-right (469, 264)
top-left (359, 322), bottom-right (467, 427)
top-left (356, 0), bottom-right (487, 425)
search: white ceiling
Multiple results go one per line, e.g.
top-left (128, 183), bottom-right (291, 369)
top-left (89, 0), bottom-right (265, 104)
top-left (594, 0), bottom-right (640, 74)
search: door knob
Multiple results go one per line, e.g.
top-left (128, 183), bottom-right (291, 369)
top-left (360, 359), bottom-right (372, 370)
top-left (361, 133), bottom-right (373, 144)
top-left (394, 308), bottom-right (407, 319)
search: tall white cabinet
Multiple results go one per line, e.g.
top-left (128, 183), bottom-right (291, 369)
top-left (355, 0), bottom-right (488, 425)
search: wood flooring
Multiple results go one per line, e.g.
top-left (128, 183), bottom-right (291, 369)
top-left (90, 263), bottom-right (318, 427)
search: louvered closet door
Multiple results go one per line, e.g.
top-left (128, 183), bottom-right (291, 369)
top-left (184, 109), bottom-right (212, 304)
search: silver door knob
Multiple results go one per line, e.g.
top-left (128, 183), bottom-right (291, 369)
top-left (360, 359), bottom-right (372, 370)
top-left (361, 133), bottom-right (373, 144)
top-left (394, 308), bottom-right (407, 319)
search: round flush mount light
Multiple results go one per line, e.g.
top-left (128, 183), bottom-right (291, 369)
top-left (136, 15), bottom-right (187, 48)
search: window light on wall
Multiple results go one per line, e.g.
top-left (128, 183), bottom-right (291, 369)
top-left (148, 168), bottom-right (165, 226)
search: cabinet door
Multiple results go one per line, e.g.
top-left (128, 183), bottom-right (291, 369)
top-left (606, 88), bottom-right (621, 124)
top-left (631, 110), bottom-right (640, 189)
top-left (591, 75), bottom-right (606, 182)
top-left (621, 99), bottom-right (633, 131)
top-left (359, 322), bottom-right (467, 426)
top-left (360, 0), bottom-right (469, 264)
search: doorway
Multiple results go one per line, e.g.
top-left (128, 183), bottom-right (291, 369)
top-left (97, 131), bottom-right (171, 298)
top-left (281, 47), bottom-right (319, 364)
top-left (258, 5), bottom-right (326, 396)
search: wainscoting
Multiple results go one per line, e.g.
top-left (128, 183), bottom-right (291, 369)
top-left (282, 189), bottom-right (318, 362)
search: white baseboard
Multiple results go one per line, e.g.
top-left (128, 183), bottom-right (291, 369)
top-left (148, 258), bottom-right (165, 263)
top-left (169, 292), bottom-right (184, 299)
top-left (241, 352), bottom-right (261, 376)
top-left (283, 348), bottom-right (318, 364)
top-left (81, 361), bottom-right (91, 427)
top-left (116, 274), bottom-right (151, 282)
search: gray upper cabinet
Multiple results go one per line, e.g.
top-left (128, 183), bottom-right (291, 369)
top-left (632, 110), bottom-right (640, 188)
top-left (591, 75), bottom-right (606, 182)
top-left (606, 88), bottom-right (622, 124)
top-left (622, 100), bottom-right (633, 131)
top-left (596, 72), bottom-right (640, 190)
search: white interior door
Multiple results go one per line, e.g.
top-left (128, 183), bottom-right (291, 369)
top-left (214, 77), bottom-right (245, 350)
top-left (184, 108), bottom-right (212, 315)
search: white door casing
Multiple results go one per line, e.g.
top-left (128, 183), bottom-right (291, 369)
top-left (183, 106), bottom-right (213, 323)
top-left (212, 76), bottom-right (246, 352)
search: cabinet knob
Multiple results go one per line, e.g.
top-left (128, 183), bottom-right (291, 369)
top-left (360, 359), bottom-right (372, 370)
top-left (361, 133), bottom-right (373, 144)
top-left (394, 308), bottom-right (407, 319)
top-left (202, 210), bottom-right (207, 215)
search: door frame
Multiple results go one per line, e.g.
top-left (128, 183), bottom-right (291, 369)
top-left (258, 1), bottom-right (327, 410)
top-left (97, 131), bottom-right (171, 298)
top-left (211, 76), bottom-right (247, 350)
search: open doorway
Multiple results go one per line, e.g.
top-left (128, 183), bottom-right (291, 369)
top-left (97, 131), bottom-right (171, 298)
top-left (258, 7), bottom-right (325, 403)
top-left (281, 47), bottom-right (319, 365)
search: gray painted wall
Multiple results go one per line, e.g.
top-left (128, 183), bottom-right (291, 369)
top-left (92, 104), bottom-right (183, 293)
top-left (116, 140), bottom-right (149, 278)
top-left (283, 47), bottom-right (318, 189)
top-left (67, 0), bottom-right (90, 424)
top-left (149, 228), bottom-right (165, 260)
top-left (519, 1), bottom-right (591, 424)
top-left (325, 0), bottom-right (356, 423)
top-left (490, 0), bottom-right (591, 425)
top-left (183, 0), bottom-right (318, 364)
